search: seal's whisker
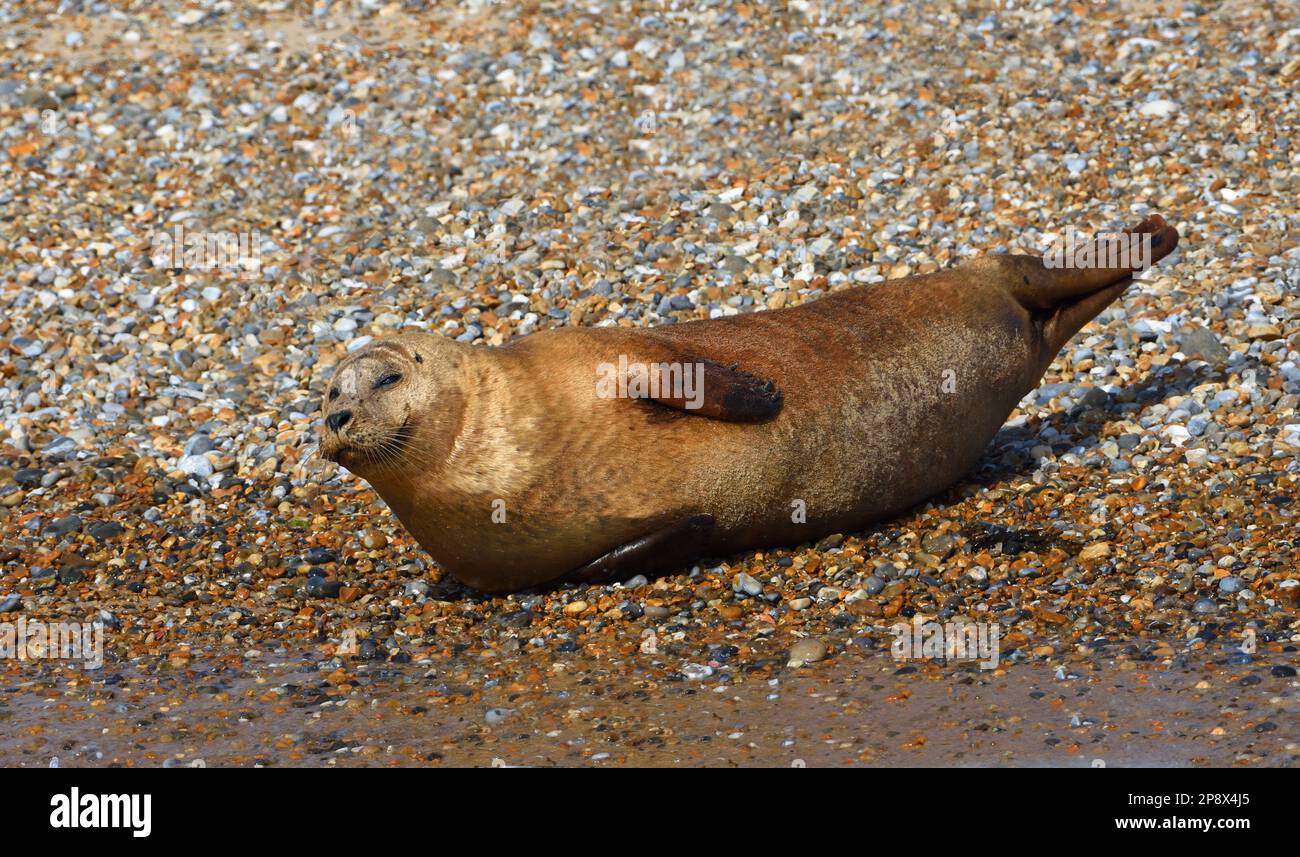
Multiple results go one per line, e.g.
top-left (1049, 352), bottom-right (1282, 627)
top-left (371, 438), bottom-right (408, 473)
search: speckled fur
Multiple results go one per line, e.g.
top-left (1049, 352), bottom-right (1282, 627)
top-left (320, 221), bottom-right (1178, 592)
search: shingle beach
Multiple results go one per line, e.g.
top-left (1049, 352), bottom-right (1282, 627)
top-left (0, 0), bottom-right (1297, 766)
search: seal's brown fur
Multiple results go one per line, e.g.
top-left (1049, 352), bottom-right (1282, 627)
top-left (320, 216), bottom-right (1179, 592)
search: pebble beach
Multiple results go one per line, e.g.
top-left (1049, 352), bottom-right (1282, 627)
top-left (1, 0), bottom-right (1297, 767)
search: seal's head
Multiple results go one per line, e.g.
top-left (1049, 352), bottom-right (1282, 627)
top-left (319, 333), bottom-right (463, 475)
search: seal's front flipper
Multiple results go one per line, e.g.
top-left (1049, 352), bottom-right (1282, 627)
top-left (568, 514), bottom-right (716, 585)
top-left (625, 353), bottom-right (782, 422)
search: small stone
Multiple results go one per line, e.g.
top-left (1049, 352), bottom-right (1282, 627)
top-left (1246, 323), bottom-right (1283, 341)
top-left (719, 255), bottom-right (749, 274)
top-left (57, 566), bottom-right (85, 585)
top-left (1162, 425), bottom-right (1191, 446)
top-left (185, 434), bottom-right (217, 456)
top-left (178, 454), bottom-right (214, 479)
top-left (88, 521), bottom-right (125, 541)
top-left (1078, 542), bottom-right (1111, 562)
top-left (787, 638), bottom-right (828, 667)
top-left (815, 585), bottom-right (843, 603)
top-left (815, 533), bottom-right (845, 551)
top-left (1218, 576), bottom-right (1246, 594)
top-left (1138, 98), bottom-right (1179, 118)
top-left (304, 547), bottom-right (338, 565)
top-left (46, 515), bottom-right (82, 537)
top-left (1176, 326), bottom-right (1229, 364)
top-left (921, 532), bottom-right (960, 558)
top-left (848, 599), bottom-right (882, 618)
top-left (305, 578), bottom-right (342, 598)
top-left (13, 468), bottom-right (46, 487)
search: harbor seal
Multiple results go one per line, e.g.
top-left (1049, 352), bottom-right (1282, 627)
top-left (319, 215), bottom-right (1179, 593)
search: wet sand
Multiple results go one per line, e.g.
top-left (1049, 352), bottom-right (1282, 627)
top-left (3, 643), bottom-right (1296, 768)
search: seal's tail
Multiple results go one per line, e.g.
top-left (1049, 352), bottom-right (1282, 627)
top-left (1007, 214), bottom-right (1180, 310)
top-left (1021, 214), bottom-right (1181, 355)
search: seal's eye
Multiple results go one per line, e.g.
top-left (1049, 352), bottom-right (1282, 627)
top-left (328, 388), bottom-right (339, 401)
top-left (374, 372), bottom-right (402, 390)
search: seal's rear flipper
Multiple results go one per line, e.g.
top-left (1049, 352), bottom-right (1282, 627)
top-left (1002, 214), bottom-right (1180, 310)
top-left (567, 514), bottom-right (716, 585)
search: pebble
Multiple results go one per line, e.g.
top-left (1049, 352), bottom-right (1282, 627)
top-left (305, 578), bottom-right (342, 599)
top-left (45, 515), bottom-right (82, 537)
top-left (177, 454), bottom-right (214, 479)
top-left (305, 547), bottom-right (338, 565)
top-left (1176, 326), bottom-right (1230, 365)
top-left (1218, 576), bottom-right (1246, 594)
top-left (787, 638), bottom-right (829, 667)
top-left (484, 708), bottom-right (513, 726)
top-left (1138, 99), bottom-right (1180, 118)
top-left (681, 664), bottom-right (714, 681)
top-left (87, 522), bottom-right (126, 541)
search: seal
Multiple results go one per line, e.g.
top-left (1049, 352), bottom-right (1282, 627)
top-left (319, 215), bottom-right (1179, 593)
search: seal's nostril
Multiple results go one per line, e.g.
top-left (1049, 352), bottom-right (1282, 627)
top-left (326, 410), bottom-right (352, 432)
